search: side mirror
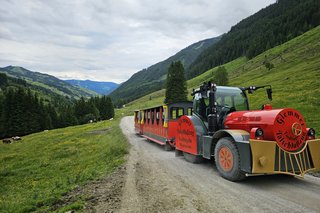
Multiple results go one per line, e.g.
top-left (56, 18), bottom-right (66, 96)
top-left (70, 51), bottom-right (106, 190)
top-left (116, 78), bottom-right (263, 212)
top-left (267, 88), bottom-right (272, 101)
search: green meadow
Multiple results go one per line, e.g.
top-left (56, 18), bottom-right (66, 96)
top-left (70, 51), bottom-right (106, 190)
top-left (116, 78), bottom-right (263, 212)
top-left (0, 118), bottom-right (128, 212)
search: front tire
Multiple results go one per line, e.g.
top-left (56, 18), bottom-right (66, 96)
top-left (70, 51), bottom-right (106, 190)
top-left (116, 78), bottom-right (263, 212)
top-left (214, 137), bottom-right (246, 181)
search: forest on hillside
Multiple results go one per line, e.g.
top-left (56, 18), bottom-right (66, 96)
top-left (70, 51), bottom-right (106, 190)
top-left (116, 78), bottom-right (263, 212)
top-left (0, 73), bottom-right (114, 139)
top-left (187, 0), bottom-right (320, 78)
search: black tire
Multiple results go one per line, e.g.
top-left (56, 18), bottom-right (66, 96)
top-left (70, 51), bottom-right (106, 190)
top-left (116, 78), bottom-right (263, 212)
top-left (183, 152), bottom-right (203, 164)
top-left (164, 143), bottom-right (173, 151)
top-left (214, 137), bottom-right (246, 181)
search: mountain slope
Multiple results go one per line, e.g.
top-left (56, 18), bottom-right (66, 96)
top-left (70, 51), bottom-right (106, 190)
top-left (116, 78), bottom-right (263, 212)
top-left (187, 0), bottom-right (320, 78)
top-left (109, 36), bottom-right (221, 102)
top-left (122, 26), bottom-right (320, 133)
top-left (0, 66), bottom-right (98, 99)
top-left (65, 80), bottom-right (119, 95)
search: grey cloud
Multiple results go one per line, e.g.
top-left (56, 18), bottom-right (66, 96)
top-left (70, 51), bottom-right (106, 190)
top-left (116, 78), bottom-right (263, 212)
top-left (0, 0), bottom-right (276, 83)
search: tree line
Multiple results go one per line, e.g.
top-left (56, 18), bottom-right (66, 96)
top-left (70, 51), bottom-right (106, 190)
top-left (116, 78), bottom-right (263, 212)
top-left (0, 74), bottom-right (114, 139)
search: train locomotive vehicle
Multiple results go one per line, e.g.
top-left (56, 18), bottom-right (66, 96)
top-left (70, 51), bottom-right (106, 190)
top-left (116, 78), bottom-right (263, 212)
top-left (134, 83), bottom-right (320, 181)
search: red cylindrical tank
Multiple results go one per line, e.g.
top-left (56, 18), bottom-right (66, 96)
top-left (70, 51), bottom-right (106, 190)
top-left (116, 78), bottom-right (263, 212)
top-left (224, 108), bottom-right (307, 152)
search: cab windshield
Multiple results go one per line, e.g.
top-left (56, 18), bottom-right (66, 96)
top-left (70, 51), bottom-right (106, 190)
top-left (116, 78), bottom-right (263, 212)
top-left (215, 86), bottom-right (248, 111)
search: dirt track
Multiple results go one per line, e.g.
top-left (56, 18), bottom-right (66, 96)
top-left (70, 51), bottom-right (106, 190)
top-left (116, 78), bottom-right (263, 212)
top-left (74, 116), bottom-right (320, 212)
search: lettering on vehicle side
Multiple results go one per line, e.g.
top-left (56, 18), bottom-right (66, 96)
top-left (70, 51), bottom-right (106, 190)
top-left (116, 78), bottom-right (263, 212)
top-left (177, 116), bottom-right (197, 154)
top-left (237, 116), bottom-right (262, 122)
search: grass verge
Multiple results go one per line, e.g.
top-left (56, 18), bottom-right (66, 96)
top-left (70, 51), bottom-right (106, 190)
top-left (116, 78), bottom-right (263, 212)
top-left (0, 118), bottom-right (128, 212)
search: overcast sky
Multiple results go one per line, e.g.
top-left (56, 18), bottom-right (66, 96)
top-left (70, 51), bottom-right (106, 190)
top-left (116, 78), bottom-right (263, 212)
top-left (0, 0), bottom-right (276, 83)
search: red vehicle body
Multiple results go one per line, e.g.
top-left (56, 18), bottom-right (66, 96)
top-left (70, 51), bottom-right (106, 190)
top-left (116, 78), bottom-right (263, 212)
top-left (134, 84), bottom-right (320, 181)
top-left (134, 102), bottom-right (192, 150)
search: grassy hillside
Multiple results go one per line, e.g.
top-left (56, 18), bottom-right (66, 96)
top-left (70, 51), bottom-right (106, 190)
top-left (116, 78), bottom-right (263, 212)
top-left (122, 26), bottom-right (320, 133)
top-left (0, 66), bottom-right (98, 99)
top-left (0, 118), bottom-right (128, 212)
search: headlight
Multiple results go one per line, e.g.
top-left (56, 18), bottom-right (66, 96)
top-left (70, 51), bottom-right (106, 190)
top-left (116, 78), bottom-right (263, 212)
top-left (255, 128), bottom-right (264, 137)
top-left (250, 128), bottom-right (264, 140)
top-left (307, 128), bottom-right (316, 139)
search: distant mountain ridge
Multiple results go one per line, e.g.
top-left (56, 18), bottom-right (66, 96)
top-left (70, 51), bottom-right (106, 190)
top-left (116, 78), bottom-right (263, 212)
top-left (109, 36), bottom-right (221, 102)
top-left (0, 66), bottom-right (98, 99)
top-left (65, 79), bottom-right (119, 95)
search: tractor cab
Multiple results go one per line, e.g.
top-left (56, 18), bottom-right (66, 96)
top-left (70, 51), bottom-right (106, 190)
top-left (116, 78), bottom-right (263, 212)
top-left (193, 86), bottom-right (249, 129)
top-left (192, 82), bottom-right (272, 134)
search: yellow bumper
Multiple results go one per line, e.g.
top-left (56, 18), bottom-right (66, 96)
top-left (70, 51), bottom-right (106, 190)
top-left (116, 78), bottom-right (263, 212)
top-left (250, 139), bottom-right (320, 177)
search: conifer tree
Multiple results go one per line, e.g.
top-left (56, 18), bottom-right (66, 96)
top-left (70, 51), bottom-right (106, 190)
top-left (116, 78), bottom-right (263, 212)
top-left (48, 104), bottom-right (59, 129)
top-left (213, 66), bottom-right (229, 86)
top-left (164, 61), bottom-right (188, 104)
top-left (98, 96), bottom-right (108, 120)
top-left (105, 97), bottom-right (114, 119)
top-left (0, 73), bottom-right (8, 88)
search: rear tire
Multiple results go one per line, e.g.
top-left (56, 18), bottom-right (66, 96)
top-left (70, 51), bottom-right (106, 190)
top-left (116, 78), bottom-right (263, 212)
top-left (214, 137), bottom-right (246, 181)
top-left (183, 152), bottom-right (203, 164)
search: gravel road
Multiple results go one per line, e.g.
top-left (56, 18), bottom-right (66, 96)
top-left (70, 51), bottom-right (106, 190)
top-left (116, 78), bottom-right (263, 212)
top-left (115, 116), bottom-right (320, 213)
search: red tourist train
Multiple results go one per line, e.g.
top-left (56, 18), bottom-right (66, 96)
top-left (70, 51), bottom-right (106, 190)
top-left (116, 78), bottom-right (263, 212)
top-left (134, 83), bottom-right (320, 181)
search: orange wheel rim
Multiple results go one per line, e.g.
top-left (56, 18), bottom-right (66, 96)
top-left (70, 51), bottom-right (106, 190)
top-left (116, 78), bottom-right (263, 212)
top-left (219, 147), bottom-right (233, 172)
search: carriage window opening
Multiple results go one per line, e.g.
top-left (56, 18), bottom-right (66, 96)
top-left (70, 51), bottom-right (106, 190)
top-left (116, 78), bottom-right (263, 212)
top-left (171, 108), bottom-right (177, 119)
top-left (148, 111), bottom-right (151, 124)
top-left (156, 111), bottom-right (160, 125)
top-left (187, 108), bottom-right (192, 115)
top-left (178, 108), bottom-right (184, 117)
top-left (145, 111), bottom-right (147, 123)
top-left (151, 111), bottom-right (155, 124)
top-left (162, 109), bottom-right (165, 123)
top-left (162, 111), bottom-right (165, 120)
top-left (161, 109), bottom-right (163, 124)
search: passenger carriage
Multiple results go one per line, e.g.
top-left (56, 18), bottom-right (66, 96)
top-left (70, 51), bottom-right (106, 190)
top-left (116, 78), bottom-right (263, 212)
top-left (134, 102), bottom-right (192, 150)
